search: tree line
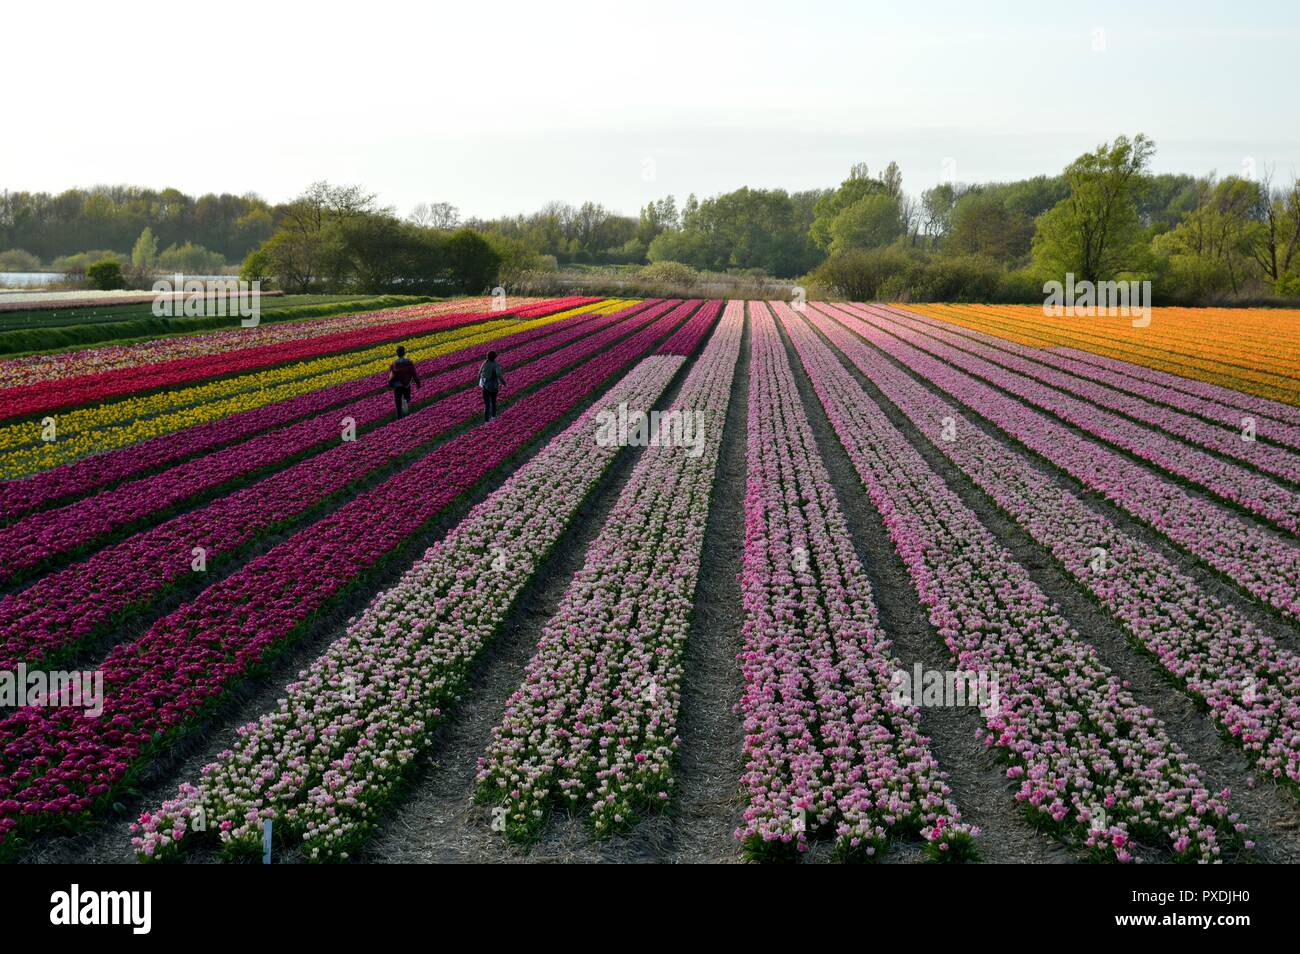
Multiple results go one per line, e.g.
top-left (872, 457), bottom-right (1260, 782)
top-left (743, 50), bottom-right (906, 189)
top-left (4, 134), bottom-right (1298, 302)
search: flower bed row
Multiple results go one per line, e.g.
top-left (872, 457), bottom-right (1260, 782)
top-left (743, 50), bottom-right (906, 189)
top-left (777, 302), bottom-right (1244, 862)
top-left (0, 303), bottom-right (648, 580)
top-left (882, 306), bottom-right (1300, 474)
top-left (846, 305), bottom-right (1300, 534)
top-left (808, 306), bottom-right (1300, 792)
top-left (0, 301), bottom-right (685, 670)
top-left (0, 296), bottom-right (598, 422)
top-left (655, 300), bottom-right (724, 355)
top-left (734, 304), bottom-right (973, 862)
top-left (0, 298), bottom-right (499, 389)
top-left (826, 305), bottom-right (1300, 623)
top-left (0, 301), bottom-right (629, 519)
top-left (0, 299), bottom-right (693, 858)
top-left (1051, 345), bottom-right (1300, 429)
top-left (129, 352), bottom-right (689, 862)
top-left (892, 307), bottom-right (1300, 451)
top-left (906, 303), bottom-right (1300, 406)
top-left (0, 299), bottom-right (612, 476)
top-left (474, 301), bottom-right (739, 844)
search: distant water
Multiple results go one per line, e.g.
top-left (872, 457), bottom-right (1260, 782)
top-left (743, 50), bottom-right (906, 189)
top-left (0, 272), bottom-right (66, 288)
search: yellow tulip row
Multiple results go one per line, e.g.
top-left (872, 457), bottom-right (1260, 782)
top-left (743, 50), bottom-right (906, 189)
top-left (4, 298), bottom-right (625, 454)
top-left (0, 300), bottom-right (629, 479)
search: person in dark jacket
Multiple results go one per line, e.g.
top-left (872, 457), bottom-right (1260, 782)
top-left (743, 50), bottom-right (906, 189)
top-left (389, 346), bottom-right (421, 419)
top-left (478, 351), bottom-right (506, 422)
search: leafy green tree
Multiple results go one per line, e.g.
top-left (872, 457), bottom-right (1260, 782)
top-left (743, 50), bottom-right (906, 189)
top-left (828, 194), bottom-right (905, 254)
top-left (1153, 175), bottom-right (1265, 296)
top-left (239, 249), bottom-right (273, 286)
top-left (131, 227), bottom-right (158, 269)
top-left (810, 163), bottom-right (894, 250)
top-left (1032, 134), bottom-right (1156, 282)
top-left (947, 192), bottom-right (1034, 261)
top-left (444, 228), bottom-right (502, 292)
top-left (1250, 173), bottom-right (1300, 287)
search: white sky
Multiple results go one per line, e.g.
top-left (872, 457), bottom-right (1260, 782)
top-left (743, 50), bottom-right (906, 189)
top-left (3, 0), bottom-right (1297, 218)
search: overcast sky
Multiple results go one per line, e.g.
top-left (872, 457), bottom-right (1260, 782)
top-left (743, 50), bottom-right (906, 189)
top-left (4, 0), bottom-right (1296, 218)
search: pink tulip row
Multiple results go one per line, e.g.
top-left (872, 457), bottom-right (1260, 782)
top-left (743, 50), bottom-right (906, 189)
top-left (780, 302), bottom-right (1245, 862)
top-left (0, 300), bottom-right (598, 522)
top-left (0, 301), bottom-right (683, 671)
top-left (736, 304), bottom-right (974, 862)
top-left (891, 307), bottom-right (1300, 452)
top-left (0, 297), bottom-right (598, 422)
top-left (1052, 346), bottom-right (1300, 429)
top-left (129, 353), bottom-right (688, 861)
top-left (475, 302), bottom-right (741, 844)
top-left (655, 300), bottom-right (725, 355)
top-left (0, 300), bottom-right (694, 857)
top-left (880, 306), bottom-right (1300, 476)
top-left (828, 305), bottom-right (1300, 623)
top-left (0, 298), bottom-right (495, 390)
top-left (845, 305), bottom-right (1300, 534)
top-left (807, 307), bottom-right (1300, 791)
top-left (0, 303), bottom-right (645, 580)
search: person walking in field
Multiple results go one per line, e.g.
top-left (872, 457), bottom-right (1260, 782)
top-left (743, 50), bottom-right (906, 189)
top-left (478, 350), bottom-right (506, 423)
top-left (389, 346), bottom-right (421, 419)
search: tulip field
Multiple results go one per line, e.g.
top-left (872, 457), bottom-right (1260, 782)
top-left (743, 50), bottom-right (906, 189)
top-left (1, 296), bottom-right (1298, 865)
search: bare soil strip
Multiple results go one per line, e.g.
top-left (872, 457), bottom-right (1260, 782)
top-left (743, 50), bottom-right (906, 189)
top-left (658, 307), bottom-right (752, 862)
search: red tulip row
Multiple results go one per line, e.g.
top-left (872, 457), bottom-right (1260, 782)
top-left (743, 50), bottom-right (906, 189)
top-left (0, 301), bottom-right (604, 522)
top-left (0, 296), bottom-right (599, 421)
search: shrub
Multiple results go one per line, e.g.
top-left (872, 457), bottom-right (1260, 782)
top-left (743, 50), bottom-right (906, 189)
top-left (0, 249), bottom-right (41, 272)
top-left (86, 259), bottom-right (127, 291)
top-left (638, 260), bottom-right (699, 289)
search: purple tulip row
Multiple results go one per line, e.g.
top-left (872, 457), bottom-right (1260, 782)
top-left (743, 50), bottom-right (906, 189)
top-left (807, 306), bottom-right (1300, 791)
top-left (0, 300), bottom-right (694, 857)
top-left (878, 306), bottom-right (1300, 475)
top-left (129, 353), bottom-right (689, 861)
top-left (1052, 345), bottom-right (1300, 429)
top-left (891, 307), bottom-right (1300, 452)
top-left (0, 299), bottom-right (605, 523)
top-left (843, 305), bottom-right (1300, 534)
top-left (0, 304), bottom-right (643, 581)
top-left (0, 301), bottom-right (683, 672)
top-left (780, 302), bottom-right (1246, 861)
top-left (735, 304), bottom-right (974, 862)
top-left (824, 305), bottom-right (1300, 624)
top-left (475, 302), bottom-right (742, 843)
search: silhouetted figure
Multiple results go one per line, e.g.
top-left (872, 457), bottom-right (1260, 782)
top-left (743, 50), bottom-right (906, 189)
top-left (389, 346), bottom-right (421, 419)
top-left (479, 351), bottom-right (506, 423)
